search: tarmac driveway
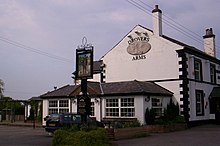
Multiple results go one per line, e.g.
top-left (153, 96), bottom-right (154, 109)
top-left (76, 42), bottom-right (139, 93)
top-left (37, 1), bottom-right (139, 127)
top-left (0, 125), bottom-right (51, 146)
top-left (112, 124), bottom-right (220, 146)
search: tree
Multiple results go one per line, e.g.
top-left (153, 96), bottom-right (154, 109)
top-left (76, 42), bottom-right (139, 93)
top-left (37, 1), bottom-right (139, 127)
top-left (0, 79), bottom-right (4, 98)
top-left (0, 96), bottom-right (13, 111)
top-left (145, 108), bottom-right (156, 125)
top-left (163, 99), bottom-right (180, 121)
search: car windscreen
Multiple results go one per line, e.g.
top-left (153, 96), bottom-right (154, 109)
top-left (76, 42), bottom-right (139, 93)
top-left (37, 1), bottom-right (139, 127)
top-left (49, 114), bottom-right (60, 122)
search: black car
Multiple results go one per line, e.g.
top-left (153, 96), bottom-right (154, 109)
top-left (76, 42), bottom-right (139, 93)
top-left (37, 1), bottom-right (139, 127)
top-left (45, 113), bottom-right (104, 133)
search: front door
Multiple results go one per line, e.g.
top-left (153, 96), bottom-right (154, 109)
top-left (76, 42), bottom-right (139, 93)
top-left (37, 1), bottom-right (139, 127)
top-left (215, 98), bottom-right (220, 124)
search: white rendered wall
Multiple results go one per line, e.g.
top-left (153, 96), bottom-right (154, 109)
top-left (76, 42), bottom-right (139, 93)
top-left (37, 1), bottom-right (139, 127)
top-left (134, 95), bottom-right (144, 124)
top-left (188, 81), bottom-right (216, 121)
top-left (42, 100), bottom-right (48, 126)
top-left (102, 25), bottom-right (183, 83)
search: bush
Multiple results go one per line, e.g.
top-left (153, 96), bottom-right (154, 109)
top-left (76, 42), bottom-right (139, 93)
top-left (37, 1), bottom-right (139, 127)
top-left (52, 128), bottom-right (109, 146)
top-left (110, 120), bottom-right (141, 129)
top-left (164, 99), bottom-right (180, 121)
top-left (52, 129), bottom-right (70, 146)
top-left (154, 99), bottom-right (185, 125)
top-left (61, 124), bottom-right (80, 132)
top-left (122, 120), bottom-right (141, 128)
top-left (145, 108), bottom-right (156, 125)
top-left (80, 123), bottom-right (98, 132)
top-left (173, 115), bottom-right (185, 123)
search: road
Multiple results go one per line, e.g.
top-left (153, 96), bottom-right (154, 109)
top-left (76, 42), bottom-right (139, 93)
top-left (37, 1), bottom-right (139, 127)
top-left (1, 124), bottom-right (220, 146)
top-left (0, 126), bottom-right (52, 146)
top-left (113, 124), bottom-right (220, 146)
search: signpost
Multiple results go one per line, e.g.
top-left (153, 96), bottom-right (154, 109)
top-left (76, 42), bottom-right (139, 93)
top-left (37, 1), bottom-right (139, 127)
top-left (75, 37), bottom-right (93, 123)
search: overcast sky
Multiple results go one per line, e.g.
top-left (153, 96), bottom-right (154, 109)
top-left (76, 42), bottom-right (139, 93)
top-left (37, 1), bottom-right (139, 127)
top-left (1, 0), bottom-right (220, 100)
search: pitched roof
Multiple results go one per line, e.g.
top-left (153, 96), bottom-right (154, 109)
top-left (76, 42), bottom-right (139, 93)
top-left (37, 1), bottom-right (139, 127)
top-left (40, 85), bottom-right (79, 98)
top-left (29, 96), bottom-right (42, 101)
top-left (101, 80), bottom-right (173, 96)
top-left (40, 80), bottom-right (173, 99)
top-left (88, 82), bottom-right (102, 94)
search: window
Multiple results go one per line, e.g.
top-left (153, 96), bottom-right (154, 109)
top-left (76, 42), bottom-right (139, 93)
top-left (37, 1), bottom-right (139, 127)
top-left (59, 100), bottom-right (69, 107)
top-left (194, 59), bottom-right (203, 81)
top-left (49, 100), bottom-right (58, 107)
top-left (152, 98), bottom-right (163, 117)
top-left (210, 64), bottom-right (216, 83)
top-left (105, 98), bottom-right (135, 117)
top-left (91, 102), bottom-right (95, 116)
top-left (121, 98), bottom-right (135, 117)
top-left (48, 99), bottom-right (69, 115)
top-left (48, 108), bottom-right (58, 114)
top-left (106, 98), bottom-right (119, 117)
top-left (195, 90), bottom-right (204, 116)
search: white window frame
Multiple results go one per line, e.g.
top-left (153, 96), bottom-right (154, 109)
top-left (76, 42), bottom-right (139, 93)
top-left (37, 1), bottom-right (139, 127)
top-left (210, 63), bottom-right (216, 83)
top-left (151, 97), bottom-right (163, 117)
top-left (105, 97), bottom-right (135, 118)
top-left (195, 90), bottom-right (204, 116)
top-left (194, 59), bottom-right (203, 81)
top-left (90, 102), bottom-right (95, 117)
top-left (48, 99), bottom-right (69, 115)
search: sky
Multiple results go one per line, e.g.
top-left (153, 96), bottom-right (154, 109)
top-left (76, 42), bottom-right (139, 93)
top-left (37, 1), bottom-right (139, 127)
top-left (0, 0), bottom-right (220, 100)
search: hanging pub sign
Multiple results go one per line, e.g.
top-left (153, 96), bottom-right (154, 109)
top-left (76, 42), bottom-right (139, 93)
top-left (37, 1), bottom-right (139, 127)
top-left (76, 47), bottom-right (93, 79)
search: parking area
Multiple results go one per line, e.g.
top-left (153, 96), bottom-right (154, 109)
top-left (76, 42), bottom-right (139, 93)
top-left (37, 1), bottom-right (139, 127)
top-left (0, 125), bottom-right (52, 146)
top-left (113, 124), bottom-right (220, 146)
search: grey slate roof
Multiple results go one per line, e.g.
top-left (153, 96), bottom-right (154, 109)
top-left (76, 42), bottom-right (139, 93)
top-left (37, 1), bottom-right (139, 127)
top-left (40, 80), bottom-right (173, 99)
top-left (40, 85), bottom-right (79, 98)
top-left (29, 96), bottom-right (42, 101)
top-left (101, 80), bottom-right (173, 96)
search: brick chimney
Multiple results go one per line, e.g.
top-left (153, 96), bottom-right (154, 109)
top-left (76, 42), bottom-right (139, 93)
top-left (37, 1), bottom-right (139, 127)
top-left (203, 28), bottom-right (216, 57)
top-left (152, 5), bottom-right (162, 36)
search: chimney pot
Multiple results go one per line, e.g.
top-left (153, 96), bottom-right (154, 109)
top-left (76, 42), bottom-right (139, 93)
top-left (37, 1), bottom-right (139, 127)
top-left (152, 4), bottom-right (162, 13)
top-left (206, 28), bottom-right (213, 36)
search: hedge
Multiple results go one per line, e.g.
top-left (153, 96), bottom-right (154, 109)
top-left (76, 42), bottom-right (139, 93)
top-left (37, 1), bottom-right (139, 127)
top-left (52, 128), bottom-right (109, 146)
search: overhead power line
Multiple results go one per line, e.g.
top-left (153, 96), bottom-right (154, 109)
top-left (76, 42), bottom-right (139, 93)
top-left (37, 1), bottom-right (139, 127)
top-left (4, 90), bottom-right (40, 95)
top-left (126, 0), bottom-right (220, 55)
top-left (0, 36), bottom-right (72, 63)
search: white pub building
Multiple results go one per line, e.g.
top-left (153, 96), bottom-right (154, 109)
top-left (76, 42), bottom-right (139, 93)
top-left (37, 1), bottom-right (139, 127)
top-left (41, 5), bottom-right (220, 126)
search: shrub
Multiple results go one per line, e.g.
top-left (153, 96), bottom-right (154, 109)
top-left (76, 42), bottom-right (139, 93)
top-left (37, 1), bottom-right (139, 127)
top-left (111, 121), bottom-right (123, 129)
top-left (80, 123), bottom-right (98, 132)
top-left (110, 119), bottom-right (141, 129)
top-left (52, 127), bottom-right (109, 146)
top-left (173, 115), bottom-right (185, 123)
top-left (164, 99), bottom-right (180, 121)
top-left (154, 99), bottom-right (185, 125)
top-left (52, 129), bottom-right (70, 146)
top-left (122, 120), bottom-right (141, 128)
top-left (61, 124), bottom-right (80, 132)
top-left (145, 108), bottom-right (156, 125)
